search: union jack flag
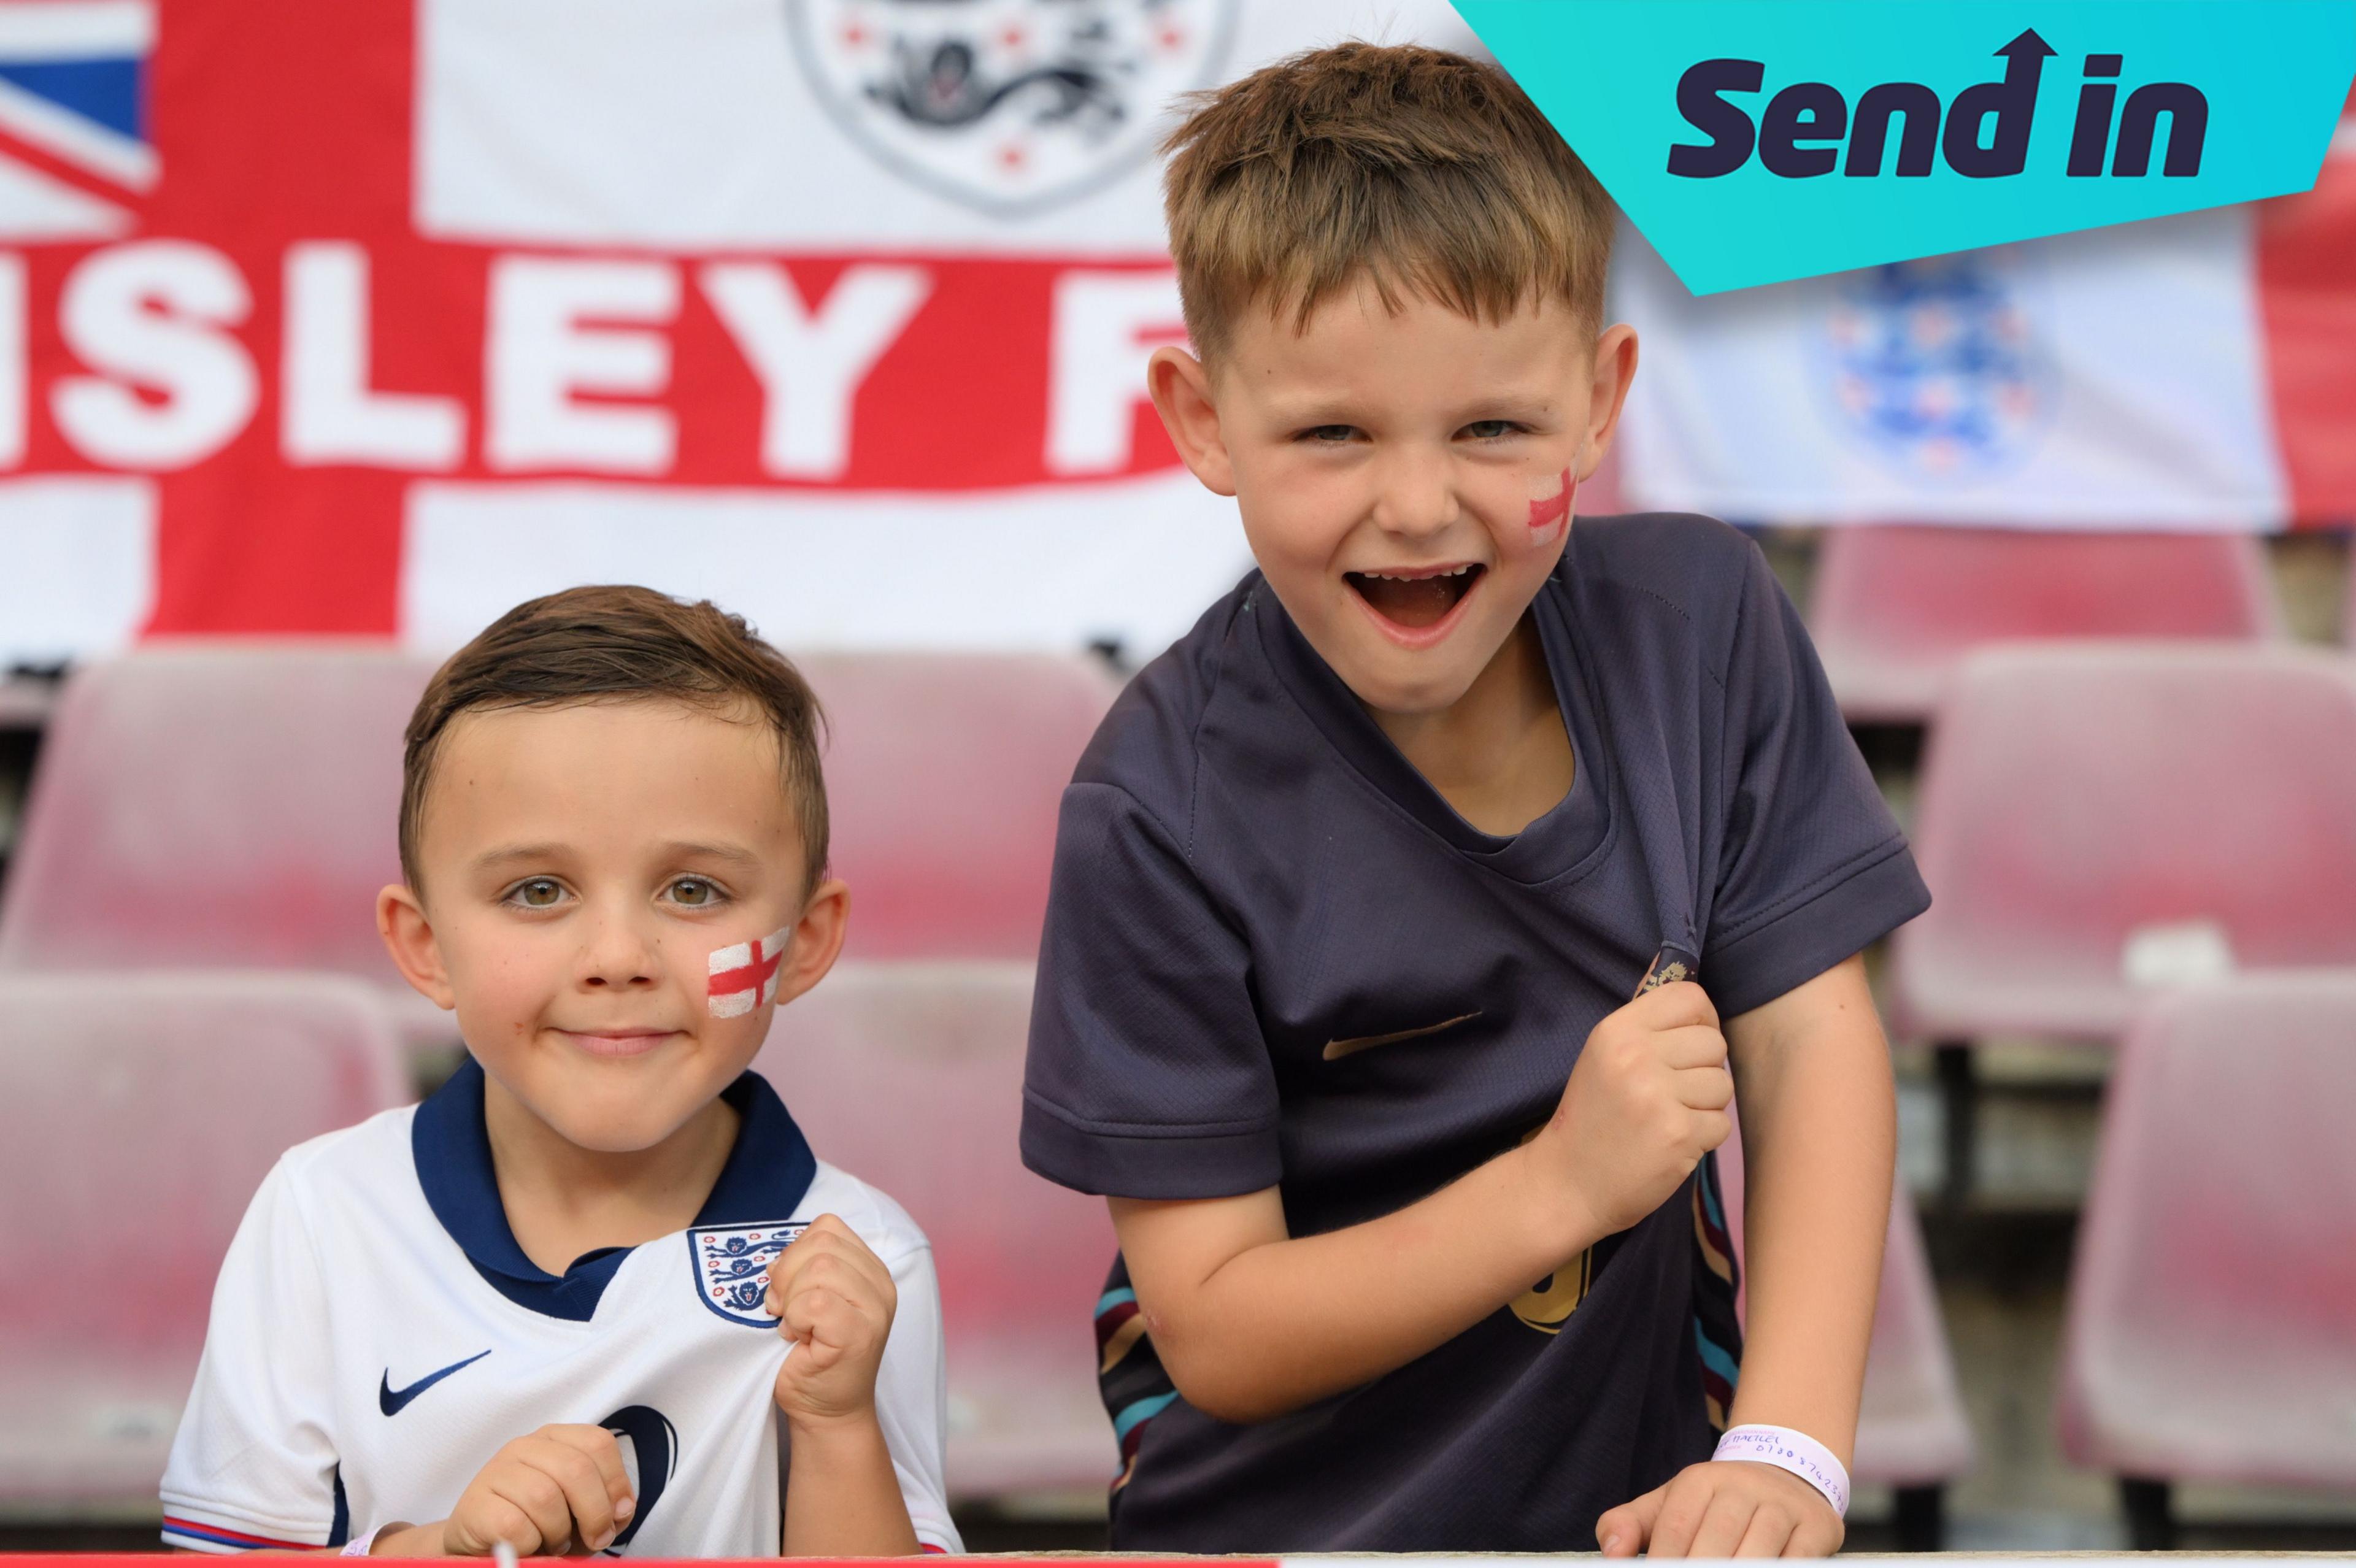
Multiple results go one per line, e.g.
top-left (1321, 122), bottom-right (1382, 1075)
top-left (0, 0), bottom-right (152, 240)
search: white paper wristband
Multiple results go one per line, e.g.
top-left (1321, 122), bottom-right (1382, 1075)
top-left (338, 1525), bottom-right (385, 1557)
top-left (1712, 1424), bottom-right (1851, 1517)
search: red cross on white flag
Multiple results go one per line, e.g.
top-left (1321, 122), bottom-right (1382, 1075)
top-left (707, 926), bottom-right (790, 1020)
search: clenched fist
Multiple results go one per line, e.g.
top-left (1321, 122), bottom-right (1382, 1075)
top-left (439, 1423), bottom-right (635, 1556)
top-left (763, 1213), bottom-right (898, 1429)
top-left (1533, 980), bottom-right (1733, 1239)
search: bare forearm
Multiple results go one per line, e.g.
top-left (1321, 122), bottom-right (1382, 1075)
top-left (780, 1413), bottom-right (922, 1558)
top-left (1725, 956), bottom-right (1895, 1464)
top-left (1116, 1139), bottom-right (1603, 1423)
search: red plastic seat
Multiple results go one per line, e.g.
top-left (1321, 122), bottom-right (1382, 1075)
top-left (2057, 971), bottom-right (2356, 1493)
top-left (799, 653), bottom-right (1120, 959)
top-left (1714, 1126), bottom-right (1976, 1497)
top-left (1811, 527), bottom-right (2281, 724)
top-left (0, 972), bottom-right (407, 1505)
top-left (755, 961), bottom-right (1115, 1501)
top-left (1890, 643), bottom-right (2356, 1044)
top-left (0, 643), bottom-right (445, 1044)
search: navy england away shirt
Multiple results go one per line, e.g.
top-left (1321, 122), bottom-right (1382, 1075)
top-left (1020, 512), bottom-right (1930, 1552)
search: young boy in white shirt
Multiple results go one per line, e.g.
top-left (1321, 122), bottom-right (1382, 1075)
top-left (160, 585), bottom-right (960, 1558)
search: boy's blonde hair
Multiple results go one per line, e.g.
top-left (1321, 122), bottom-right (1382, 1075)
top-left (1162, 42), bottom-right (1614, 361)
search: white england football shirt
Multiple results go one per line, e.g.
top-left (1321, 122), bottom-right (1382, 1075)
top-left (159, 1062), bottom-right (959, 1556)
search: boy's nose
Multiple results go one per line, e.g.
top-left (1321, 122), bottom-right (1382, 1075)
top-left (1369, 448), bottom-right (1460, 540)
top-left (579, 911), bottom-right (661, 989)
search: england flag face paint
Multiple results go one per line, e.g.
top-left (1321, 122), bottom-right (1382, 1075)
top-left (1528, 467), bottom-right (1574, 547)
top-left (707, 926), bottom-right (790, 1019)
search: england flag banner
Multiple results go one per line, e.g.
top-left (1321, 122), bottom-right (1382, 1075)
top-left (0, 1), bottom-right (2349, 669)
top-left (1610, 107), bottom-right (2356, 531)
top-left (0, 0), bottom-right (1477, 667)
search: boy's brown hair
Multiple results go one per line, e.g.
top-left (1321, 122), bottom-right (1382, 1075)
top-left (399, 585), bottom-right (828, 894)
top-left (1162, 41), bottom-right (1614, 360)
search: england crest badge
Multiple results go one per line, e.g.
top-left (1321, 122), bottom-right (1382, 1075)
top-left (1809, 249), bottom-right (2057, 481)
top-left (688, 1221), bottom-right (809, 1328)
top-left (788, 0), bottom-right (1241, 216)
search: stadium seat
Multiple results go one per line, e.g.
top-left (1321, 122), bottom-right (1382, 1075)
top-left (1810, 527), bottom-right (2282, 724)
top-left (0, 971), bottom-right (408, 1507)
top-left (2055, 971), bottom-right (2356, 1548)
top-left (0, 643), bottom-right (448, 1047)
top-left (798, 653), bottom-right (1120, 960)
top-left (1890, 642), bottom-right (2356, 1202)
top-left (1891, 642), bottom-right (2356, 1046)
top-left (1714, 1125), bottom-right (1976, 1549)
top-left (753, 961), bottom-right (1116, 1501)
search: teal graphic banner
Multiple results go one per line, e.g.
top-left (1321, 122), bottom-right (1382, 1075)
top-left (1455, 0), bottom-right (2356, 293)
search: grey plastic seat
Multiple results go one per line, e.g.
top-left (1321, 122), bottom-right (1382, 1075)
top-left (0, 643), bottom-right (448, 1048)
top-left (1892, 642), bottom-right (2356, 1046)
top-left (799, 653), bottom-right (1120, 961)
top-left (1811, 526), bottom-right (2281, 724)
top-left (2057, 971), bottom-right (2356, 1547)
top-left (0, 972), bottom-right (407, 1505)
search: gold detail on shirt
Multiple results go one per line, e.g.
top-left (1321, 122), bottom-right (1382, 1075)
top-left (1321, 1011), bottom-right (1482, 1061)
top-left (1512, 1245), bottom-right (1595, 1333)
top-left (1506, 1118), bottom-right (1595, 1332)
top-left (1638, 959), bottom-right (1691, 994)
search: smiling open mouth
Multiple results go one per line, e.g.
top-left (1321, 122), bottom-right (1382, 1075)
top-left (1345, 563), bottom-right (1487, 630)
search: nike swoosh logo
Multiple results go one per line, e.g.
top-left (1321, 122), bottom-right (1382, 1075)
top-left (1323, 1011), bottom-right (1482, 1061)
top-left (379, 1348), bottom-right (491, 1416)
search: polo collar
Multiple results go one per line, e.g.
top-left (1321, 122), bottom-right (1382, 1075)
top-left (412, 1057), bottom-right (818, 1322)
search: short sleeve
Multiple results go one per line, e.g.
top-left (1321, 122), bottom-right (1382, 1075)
top-left (160, 1159), bottom-right (342, 1552)
top-left (866, 1236), bottom-right (960, 1554)
top-left (1021, 780), bottom-right (1280, 1199)
top-left (1703, 542), bottom-right (1932, 1018)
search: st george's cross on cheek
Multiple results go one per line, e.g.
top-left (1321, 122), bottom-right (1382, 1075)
top-left (1528, 467), bottom-right (1575, 548)
top-left (707, 927), bottom-right (791, 1019)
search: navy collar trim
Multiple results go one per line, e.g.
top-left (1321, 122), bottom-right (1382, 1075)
top-left (411, 1058), bottom-right (818, 1322)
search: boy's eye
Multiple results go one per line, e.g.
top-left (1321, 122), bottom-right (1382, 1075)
top-left (1299, 424), bottom-right (1359, 444)
top-left (1461, 419), bottom-right (1521, 440)
top-left (666, 877), bottom-right (724, 907)
top-left (509, 878), bottom-right (566, 909)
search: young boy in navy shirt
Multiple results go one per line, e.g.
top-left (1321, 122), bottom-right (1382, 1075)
top-left (161, 588), bottom-right (958, 1557)
top-left (1021, 44), bottom-right (1928, 1556)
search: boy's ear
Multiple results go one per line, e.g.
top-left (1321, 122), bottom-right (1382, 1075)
top-left (771, 877), bottom-right (850, 1012)
top-left (377, 883), bottom-right (457, 1011)
top-left (1577, 324), bottom-right (1641, 483)
top-left (1146, 345), bottom-right (1237, 497)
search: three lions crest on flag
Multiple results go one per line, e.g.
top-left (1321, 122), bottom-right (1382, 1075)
top-left (788, 0), bottom-right (1239, 215)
